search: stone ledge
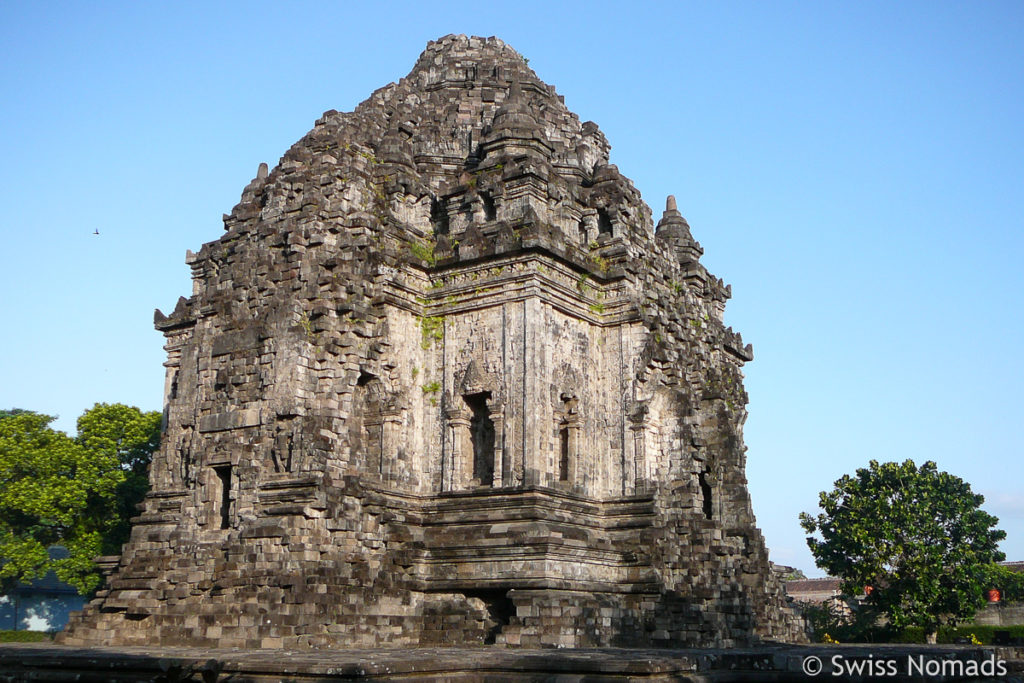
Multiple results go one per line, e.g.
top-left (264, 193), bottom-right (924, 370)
top-left (2, 643), bottom-right (1022, 682)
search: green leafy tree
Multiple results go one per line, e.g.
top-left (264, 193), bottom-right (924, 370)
top-left (800, 460), bottom-right (1005, 644)
top-left (0, 404), bottom-right (161, 595)
top-left (75, 403), bottom-right (161, 554)
top-left (0, 411), bottom-right (121, 594)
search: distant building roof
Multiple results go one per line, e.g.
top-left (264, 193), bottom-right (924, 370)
top-left (785, 578), bottom-right (842, 603)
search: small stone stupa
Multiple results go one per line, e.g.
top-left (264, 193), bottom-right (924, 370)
top-left (62, 35), bottom-right (803, 649)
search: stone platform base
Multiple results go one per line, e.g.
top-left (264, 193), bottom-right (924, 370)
top-left (1, 643), bottom-right (1022, 682)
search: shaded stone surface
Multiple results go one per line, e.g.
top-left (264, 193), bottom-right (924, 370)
top-left (61, 34), bottom-right (802, 649)
top-left (3, 643), bottom-right (1023, 682)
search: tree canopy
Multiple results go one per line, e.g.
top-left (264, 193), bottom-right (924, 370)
top-left (76, 403), bottom-right (160, 477)
top-left (800, 459), bottom-right (1005, 642)
top-left (0, 404), bottom-right (160, 595)
top-left (75, 403), bottom-right (161, 555)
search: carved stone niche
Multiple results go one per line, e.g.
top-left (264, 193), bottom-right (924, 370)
top-left (554, 392), bottom-right (580, 488)
top-left (627, 401), bottom-right (650, 495)
top-left (352, 369), bottom-right (403, 482)
top-left (445, 361), bottom-right (504, 490)
top-left (201, 453), bottom-right (234, 531)
top-left (629, 385), bottom-right (690, 495)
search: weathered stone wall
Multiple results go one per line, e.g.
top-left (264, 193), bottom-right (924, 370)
top-left (61, 34), bottom-right (804, 649)
top-left (975, 603), bottom-right (1024, 627)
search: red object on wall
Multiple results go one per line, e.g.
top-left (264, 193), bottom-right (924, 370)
top-left (987, 589), bottom-right (1001, 603)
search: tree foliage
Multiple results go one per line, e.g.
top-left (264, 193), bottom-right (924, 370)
top-left (981, 563), bottom-right (1024, 603)
top-left (800, 460), bottom-right (1005, 642)
top-left (75, 403), bottom-right (161, 554)
top-left (76, 403), bottom-right (160, 476)
top-left (0, 404), bottom-right (160, 595)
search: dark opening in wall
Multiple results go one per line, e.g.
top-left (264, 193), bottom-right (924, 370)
top-left (464, 589), bottom-right (514, 644)
top-left (597, 208), bottom-right (613, 236)
top-left (558, 426), bottom-right (570, 481)
top-left (578, 219), bottom-right (588, 245)
top-left (557, 394), bottom-right (577, 483)
top-left (464, 392), bottom-right (495, 485)
top-left (481, 191), bottom-right (496, 221)
top-left (354, 371), bottom-right (383, 476)
top-left (699, 468), bottom-right (713, 520)
top-left (213, 465), bottom-right (232, 529)
top-left (431, 197), bottom-right (450, 234)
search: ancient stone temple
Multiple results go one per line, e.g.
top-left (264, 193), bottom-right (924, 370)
top-left (62, 35), bottom-right (803, 649)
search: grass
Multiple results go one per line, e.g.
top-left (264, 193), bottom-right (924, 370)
top-left (0, 630), bottom-right (51, 643)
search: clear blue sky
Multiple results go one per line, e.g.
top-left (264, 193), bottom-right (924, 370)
top-left (1, 2), bottom-right (1021, 576)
